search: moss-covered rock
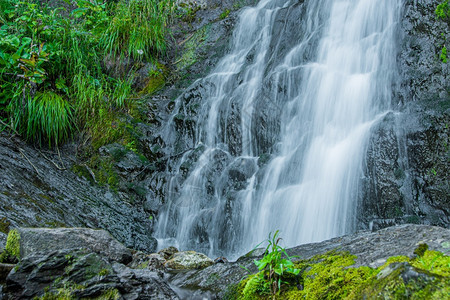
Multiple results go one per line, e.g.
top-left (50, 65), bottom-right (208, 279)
top-left (0, 229), bottom-right (20, 263)
top-left (234, 248), bottom-right (450, 299)
top-left (165, 250), bottom-right (214, 270)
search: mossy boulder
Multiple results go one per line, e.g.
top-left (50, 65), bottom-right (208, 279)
top-left (235, 249), bottom-right (450, 299)
top-left (165, 251), bottom-right (214, 270)
top-left (168, 225), bottom-right (450, 299)
top-left (5, 249), bottom-right (180, 299)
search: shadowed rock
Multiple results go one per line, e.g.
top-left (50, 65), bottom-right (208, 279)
top-left (17, 228), bottom-right (132, 264)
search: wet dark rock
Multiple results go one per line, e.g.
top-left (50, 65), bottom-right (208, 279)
top-left (110, 263), bottom-right (179, 300)
top-left (17, 228), bottom-right (132, 264)
top-left (360, 0), bottom-right (450, 230)
top-left (130, 253), bottom-right (166, 271)
top-left (0, 133), bottom-right (156, 252)
top-left (214, 257), bottom-right (228, 264)
top-left (4, 248), bottom-right (180, 300)
top-left (0, 264), bottom-right (14, 285)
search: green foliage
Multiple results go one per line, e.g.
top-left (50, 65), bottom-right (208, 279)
top-left (100, 0), bottom-right (175, 61)
top-left (0, 0), bottom-right (173, 149)
top-left (219, 9), bottom-right (230, 20)
top-left (10, 91), bottom-right (73, 147)
top-left (440, 45), bottom-right (448, 63)
top-left (436, 1), bottom-right (449, 63)
top-left (243, 231), bottom-right (300, 297)
top-left (436, 0), bottom-right (450, 19)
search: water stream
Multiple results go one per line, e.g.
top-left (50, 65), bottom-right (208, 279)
top-left (155, 0), bottom-right (401, 259)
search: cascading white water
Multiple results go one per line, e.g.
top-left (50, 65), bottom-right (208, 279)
top-left (155, 0), bottom-right (401, 259)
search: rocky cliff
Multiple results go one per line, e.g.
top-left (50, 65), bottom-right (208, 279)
top-left (359, 0), bottom-right (449, 231)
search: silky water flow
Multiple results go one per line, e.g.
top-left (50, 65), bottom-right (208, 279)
top-left (155, 0), bottom-right (401, 260)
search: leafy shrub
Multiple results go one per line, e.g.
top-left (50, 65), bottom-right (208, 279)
top-left (242, 231), bottom-right (300, 297)
top-left (0, 0), bottom-right (173, 149)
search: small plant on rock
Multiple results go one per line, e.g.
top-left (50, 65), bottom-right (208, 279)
top-left (243, 230), bottom-right (300, 298)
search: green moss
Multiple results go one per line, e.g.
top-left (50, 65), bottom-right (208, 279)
top-left (5, 229), bottom-right (20, 259)
top-left (98, 268), bottom-right (110, 276)
top-left (219, 9), bottom-right (230, 19)
top-left (45, 220), bottom-right (67, 228)
top-left (86, 155), bottom-right (119, 190)
top-left (140, 68), bottom-right (166, 95)
top-left (0, 229), bottom-right (20, 263)
top-left (223, 283), bottom-right (240, 300)
top-left (0, 217), bottom-right (10, 234)
top-left (136, 261), bottom-right (149, 269)
top-left (86, 288), bottom-right (120, 300)
top-left (411, 250), bottom-right (450, 277)
top-left (37, 288), bottom-right (75, 300)
top-left (206, 272), bottom-right (221, 285)
top-left (176, 26), bottom-right (209, 71)
top-left (241, 274), bottom-right (267, 299)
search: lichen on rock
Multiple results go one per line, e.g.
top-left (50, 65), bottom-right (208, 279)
top-left (164, 250), bottom-right (214, 270)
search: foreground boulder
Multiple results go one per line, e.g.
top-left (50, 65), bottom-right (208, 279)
top-left (1, 225), bottom-right (448, 299)
top-left (5, 249), bottom-right (179, 300)
top-left (169, 224), bottom-right (450, 299)
top-left (17, 228), bottom-right (132, 264)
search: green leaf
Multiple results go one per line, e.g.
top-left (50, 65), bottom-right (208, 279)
top-left (71, 8), bottom-right (87, 18)
top-left (21, 37), bottom-right (32, 46)
top-left (9, 35), bottom-right (20, 48)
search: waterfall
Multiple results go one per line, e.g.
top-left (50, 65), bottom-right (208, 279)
top-left (155, 0), bottom-right (401, 259)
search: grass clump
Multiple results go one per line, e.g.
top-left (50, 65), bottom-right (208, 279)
top-left (101, 0), bottom-right (175, 61)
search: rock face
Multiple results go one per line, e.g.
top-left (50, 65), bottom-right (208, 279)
top-left (358, 0), bottom-right (449, 230)
top-left (0, 134), bottom-right (156, 252)
top-left (17, 228), bottom-right (132, 264)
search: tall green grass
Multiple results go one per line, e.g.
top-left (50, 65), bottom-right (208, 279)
top-left (1, 0), bottom-right (174, 148)
top-left (8, 89), bottom-right (72, 147)
top-left (101, 0), bottom-right (175, 61)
